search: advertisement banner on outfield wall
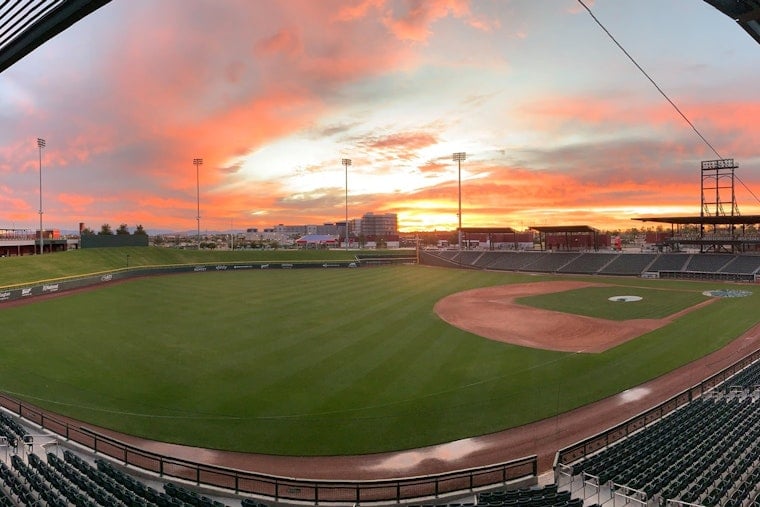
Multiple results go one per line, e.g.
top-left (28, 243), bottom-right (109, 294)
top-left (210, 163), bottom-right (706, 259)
top-left (0, 261), bottom-right (360, 304)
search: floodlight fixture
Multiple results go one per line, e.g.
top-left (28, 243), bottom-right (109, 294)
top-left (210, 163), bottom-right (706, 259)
top-left (37, 138), bottom-right (45, 254)
top-left (193, 158), bottom-right (203, 246)
top-left (342, 158), bottom-right (352, 250)
top-left (453, 152), bottom-right (466, 250)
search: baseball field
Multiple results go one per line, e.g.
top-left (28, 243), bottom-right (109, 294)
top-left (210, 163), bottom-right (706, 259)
top-left (0, 247), bottom-right (757, 456)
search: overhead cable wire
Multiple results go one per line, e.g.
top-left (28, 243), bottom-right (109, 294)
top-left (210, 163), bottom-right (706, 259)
top-left (577, 0), bottom-right (760, 207)
top-left (576, 0), bottom-right (723, 160)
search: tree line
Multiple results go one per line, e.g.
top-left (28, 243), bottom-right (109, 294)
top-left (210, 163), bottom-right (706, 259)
top-left (81, 224), bottom-right (147, 236)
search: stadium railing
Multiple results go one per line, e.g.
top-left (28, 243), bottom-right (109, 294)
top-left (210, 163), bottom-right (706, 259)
top-left (553, 347), bottom-right (760, 485)
top-left (0, 392), bottom-right (537, 504)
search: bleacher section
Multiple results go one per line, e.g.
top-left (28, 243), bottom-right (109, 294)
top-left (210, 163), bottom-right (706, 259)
top-left (475, 484), bottom-right (587, 507)
top-left (720, 255), bottom-right (760, 275)
top-left (556, 253), bottom-right (616, 275)
top-left (520, 253), bottom-right (580, 273)
top-left (0, 417), bottom-right (260, 507)
top-left (0, 449), bottom-right (239, 506)
top-left (407, 483), bottom-right (590, 507)
top-left (562, 360), bottom-right (760, 506)
top-left (455, 251), bottom-right (486, 266)
top-left (598, 254), bottom-right (656, 275)
top-left (479, 252), bottom-right (537, 271)
top-left (422, 249), bottom-right (760, 280)
top-left (684, 254), bottom-right (735, 273)
top-left (640, 253), bottom-right (690, 272)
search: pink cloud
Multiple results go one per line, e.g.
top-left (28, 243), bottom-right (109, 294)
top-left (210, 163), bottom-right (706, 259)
top-left (57, 193), bottom-right (96, 212)
top-left (255, 28), bottom-right (303, 57)
top-left (382, 0), bottom-right (472, 42)
top-left (334, 0), bottom-right (385, 21)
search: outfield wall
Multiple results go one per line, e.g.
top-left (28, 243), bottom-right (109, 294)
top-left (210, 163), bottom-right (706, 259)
top-left (0, 261), bottom-right (361, 304)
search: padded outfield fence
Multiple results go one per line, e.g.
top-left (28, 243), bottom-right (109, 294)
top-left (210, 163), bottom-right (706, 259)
top-left (0, 255), bottom-right (418, 304)
top-left (0, 261), bottom-right (356, 304)
top-left (0, 391), bottom-right (537, 504)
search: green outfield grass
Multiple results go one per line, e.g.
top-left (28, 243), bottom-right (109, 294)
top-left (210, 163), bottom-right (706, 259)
top-left (0, 248), bottom-right (758, 455)
top-left (0, 247), bottom-right (365, 288)
top-left (516, 285), bottom-right (709, 320)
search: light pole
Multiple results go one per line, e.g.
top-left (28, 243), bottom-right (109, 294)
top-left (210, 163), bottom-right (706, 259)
top-left (453, 152), bottom-right (466, 250)
top-left (37, 138), bottom-right (45, 254)
top-left (342, 158), bottom-right (351, 250)
top-left (193, 158), bottom-right (203, 247)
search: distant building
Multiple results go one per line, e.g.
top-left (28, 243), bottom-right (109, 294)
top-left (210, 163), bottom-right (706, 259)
top-left (246, 223), bottom-right (342, 245)
top-left (295, 234), bottom-right (338, 249)
top-left (249, 215), bottom-right (397, 248)
top-left (315, 223), bottom-right (339, 235)
top-left (361, 212), bottom-right (397, 237)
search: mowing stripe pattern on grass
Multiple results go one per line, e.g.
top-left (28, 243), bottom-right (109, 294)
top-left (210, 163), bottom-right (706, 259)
top-left (0, 256), bottom-right (757, 455)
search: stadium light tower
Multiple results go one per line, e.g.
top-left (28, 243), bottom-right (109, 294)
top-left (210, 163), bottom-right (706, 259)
top-left (37, 138), bottom-right (45, 254)
top-left (193, 157), bottom-right (203, 247)
top-left (342, 158), bottom-right (351, 250)
top-left (453, 152), bottom-right (466, 250)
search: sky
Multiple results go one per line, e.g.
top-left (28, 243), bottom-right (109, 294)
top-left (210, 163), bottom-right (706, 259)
top-left (1, 0), bottom-right (758, 234)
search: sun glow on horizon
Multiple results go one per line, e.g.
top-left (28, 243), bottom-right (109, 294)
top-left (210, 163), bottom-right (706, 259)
top-left (2, 2), bottom-right (758, 233)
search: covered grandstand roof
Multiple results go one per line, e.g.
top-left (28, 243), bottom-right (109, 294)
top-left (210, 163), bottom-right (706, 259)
top-left (460, 227), bottom-right (517, 234)
top-left (633, 215), bottom-right (760, 225)
top-left (0, 0), bottom-right (112, 73)
top-left (704, 0), bottom-right (760, 44)
top-left (530, 225), bottom-right (599, 233)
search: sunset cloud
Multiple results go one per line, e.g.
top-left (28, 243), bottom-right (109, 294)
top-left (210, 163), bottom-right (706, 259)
top-left (1, 0), bottom-right (758, 234)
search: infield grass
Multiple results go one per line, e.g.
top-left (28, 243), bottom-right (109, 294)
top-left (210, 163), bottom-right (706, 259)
top-left (0, 251), bottom-right (758, 455)
top-left (516, 285), bottom-right (709, 320)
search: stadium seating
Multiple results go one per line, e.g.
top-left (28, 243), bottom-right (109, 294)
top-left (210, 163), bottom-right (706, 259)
top-left (597, 253), bottom-right (656, 275)
top-left (519, 253), bottom-right (580, 273)
top-left (0, 441), bottom-right (256, 507)
top-left (565, 360), bottom-right (760, 505)
top-left (475, 484), bottom-right (584, 506)
top-left (646, 253), bottom-right (691, 272)
top-left (684, 254), bottom-right (734, 273)
top-left (556, 253), bottom-right (616, 274)
top-left (421, 249), bottom-right (760, 280)
top-left (480, 252), bottom-right (538, 271)
top-left (720, 255), bottom-right (760, 274)
top-left (454, 251), bottom-right (486, 267)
